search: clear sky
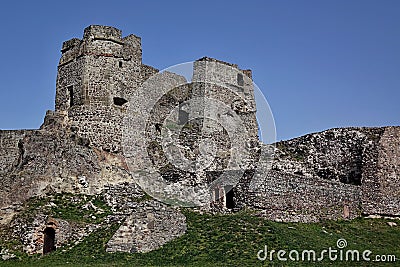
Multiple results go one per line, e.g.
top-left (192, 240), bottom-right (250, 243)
top-left (0, 0), bottom-right (398, 141)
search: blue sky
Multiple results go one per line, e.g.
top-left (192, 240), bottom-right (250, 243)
top-left (0, 0), bottom-right (398, 141)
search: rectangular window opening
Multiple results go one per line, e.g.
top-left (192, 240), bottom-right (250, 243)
top-left (113, 97), bottom-right (128, 106)
top-left (67, 85), bottom-right (74, 107)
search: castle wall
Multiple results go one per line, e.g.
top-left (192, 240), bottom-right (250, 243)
top-left (245, 169), bottom-right (362, 222)
top-left (68, 106), bottom-right (123, 152)
top-left (362, 126), bottom-right (400, 215)
top-left (272, 127), bottom-right (384, 184)
top-left (56, 57), bottom-right (85, 110)
top-left (0, 25), bottom-right (399, 226)
top-left (0, 130), bottom-right (31, 176)
top-left (141, 64), bottom-right (159, 81)
top-left (192, 58), bottom-right (260, 176)
top-left (193, 58), bottom-right (258, 141)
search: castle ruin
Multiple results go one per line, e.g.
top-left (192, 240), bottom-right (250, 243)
top-left (0, 25), bottom-right (399, 254)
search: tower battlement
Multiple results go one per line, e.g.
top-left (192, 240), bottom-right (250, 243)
top-left (54, 25), bottom-right (154, 152)
top-left (60, 25), bottom-right (142, 66)
top-left (83, 25), bottom-right (123, 41)
top-left (55, 25), bottom-right (146, 110)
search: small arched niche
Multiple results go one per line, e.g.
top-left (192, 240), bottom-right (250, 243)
top-left (43, 227), bottom-right (56, 254)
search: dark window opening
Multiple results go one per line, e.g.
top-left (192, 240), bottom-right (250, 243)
top-left (119, 61), bottom-right (123, 68)
top-left (225, 186), bottom-right (235, 209)
top-left (67, 85), bottom-right (74, 107)
top-left (155, 123), bottom-right (162, 133)
top-left (147, 220), bottom-right (155, 230)
top-left (340, 170), bottom-right (362, 186)
top-left (43, 227), bottom-right (56, 254)
top-left (294, 170), bottom-right (303, 175)
top-left (178, 104), bottom-right (189, 125)
top-left (113, 97), bottom-right (128, 106)
top-left (237, 73), bottom-right (244, 86)
top-left (214, 187), bottom-right (220, 201)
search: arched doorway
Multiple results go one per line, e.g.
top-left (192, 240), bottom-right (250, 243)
top-left (224, 186), bottom-right (235, 209)
top-left (43, 227), bottom-right (56, 254)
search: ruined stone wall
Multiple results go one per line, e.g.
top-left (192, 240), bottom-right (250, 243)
top-left (141, 64), bottom-right (159, 81)
top-left (68, 106), bottom-right (123, 152)
top-left (245, 169), bottom-right (362, 222)
top-left (106, 201), bottom-right (186, 253)
top-left (11, 213), bottom-right (100, 255)
top-left (191, 58), bottom-right (260, 206)
top-left (0, 130), bottom-right (100, 211)
top-left (273, 127), bottom-right (384, 185)
top-left (193, 57), bottom-right (258, 142)
top-left (268, 126), bottom-right (400, 220)
top-left (362, 126), bottom-right (400, 215)
top-left (0, 127), bottom-right (138, 226)
top-left (0, 130), bottom-right (31, 176)
top-left (56, 56), bottom-right (85, 110)
top-left (123, 58), bottom-right (261, 206)
top-left (0, 25), bottom-right (399, 228)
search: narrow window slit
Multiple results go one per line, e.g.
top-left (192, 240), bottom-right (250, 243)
top-left (225, 186), bottom-right (235, 209)
top-left (67, 85), bottom-right (74, 107)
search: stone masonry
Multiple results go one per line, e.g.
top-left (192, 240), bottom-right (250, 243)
top-left (0, 25), bottom-right (399, 255)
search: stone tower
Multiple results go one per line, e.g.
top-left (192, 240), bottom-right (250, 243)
top-left (54, 25), bottom-right (157, 152)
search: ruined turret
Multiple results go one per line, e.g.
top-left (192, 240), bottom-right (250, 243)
top-left (54, 25), bottom-right (157, 152)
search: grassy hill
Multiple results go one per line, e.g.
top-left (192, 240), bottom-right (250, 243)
top-left (0, 208), bottom-right (399, 266)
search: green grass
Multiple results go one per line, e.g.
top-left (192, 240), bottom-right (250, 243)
top-left (49, 193), bottom-right (112, 224)
top-left (13, 193), bottom-right (113, 225)
top-left (1, 209), bottom-right (399, 266)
